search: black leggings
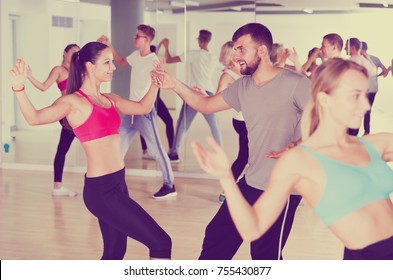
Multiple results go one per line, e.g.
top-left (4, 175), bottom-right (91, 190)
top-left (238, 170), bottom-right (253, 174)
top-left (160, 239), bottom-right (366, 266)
top-left (344, 235), bottom-right (393, 260)
top-left (141, 91), bottom-right (174, 150)
top-left (83, 168), bottom-right (172, 259)
top-left (54, 121), bottom-right (75, 182)
top-left (199, 177), bottom-right (301, 260)
top-left (363, 92), bottom-right (376, 134)
top-left (231, 119), bottom-right (249, 181)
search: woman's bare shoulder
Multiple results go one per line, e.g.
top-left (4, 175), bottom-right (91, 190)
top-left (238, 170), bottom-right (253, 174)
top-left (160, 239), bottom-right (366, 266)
top-left (104, 93), bottom-right (124, 102)
top-left (363, 132), bottom-right (393, 145)
top-left (55, 92), bottom-right (82, 104)
top-left (362, 132), bottom-right (393, 157)
top-left (274, 146), bottom-right (317, 175)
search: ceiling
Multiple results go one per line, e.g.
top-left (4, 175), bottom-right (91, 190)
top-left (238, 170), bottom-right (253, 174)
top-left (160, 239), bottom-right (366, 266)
top-left (81, 0), bottom-right (393, 14)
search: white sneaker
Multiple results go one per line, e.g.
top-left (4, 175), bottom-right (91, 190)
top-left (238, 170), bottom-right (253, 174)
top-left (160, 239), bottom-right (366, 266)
top-left (52, 186), bottom-right (77, 197)
top-left (142, 151), bottom-right (155, 160)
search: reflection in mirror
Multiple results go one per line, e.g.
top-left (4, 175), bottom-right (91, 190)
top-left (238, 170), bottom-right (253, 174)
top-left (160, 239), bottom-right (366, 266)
top-left (178, 1), bottom-right (257, 173)
top-left (144, 0), bottom-right (189, 173)
top-left (1, 0), bottom-right (111, 172)
top-left (121, 0), bottom-right (162, 173)
top-left (116, 0), bottom-right (186, 177)
top-left (0, 0), bottom-right (258, 176)
top-left (255, 5), bottom-right (393, 168)
top-left (3, 1), bottom-right (392, 176)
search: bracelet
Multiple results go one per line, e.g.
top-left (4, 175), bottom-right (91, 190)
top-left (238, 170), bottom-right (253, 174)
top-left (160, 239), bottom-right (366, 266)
top-left (12, 85), bottom-right (25, 92)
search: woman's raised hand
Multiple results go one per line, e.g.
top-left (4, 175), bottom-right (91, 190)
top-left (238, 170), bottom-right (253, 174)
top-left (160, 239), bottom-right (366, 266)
top-left (97, 35), bottom-right (110, 46)
top-left (151, 59), bottom-right (177, 90)
top-left (153, 58), bottom-right (166, 72)
top-left (26, 65), bottom-right (32, 78)
top-left (9, 58), bottom-right (28, 90)
top-left (192, 137), bottom-right (232, 180)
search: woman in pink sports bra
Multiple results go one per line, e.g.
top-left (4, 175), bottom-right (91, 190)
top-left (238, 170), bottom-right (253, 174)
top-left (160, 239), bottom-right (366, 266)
top-left (26, 44), bottom-right (80, 197)
top-left (10, 42), bottom-right (171, 260)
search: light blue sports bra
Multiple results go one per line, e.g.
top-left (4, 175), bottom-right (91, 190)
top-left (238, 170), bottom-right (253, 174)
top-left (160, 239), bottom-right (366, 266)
top-left (298, 138), bottom-right (393, 226)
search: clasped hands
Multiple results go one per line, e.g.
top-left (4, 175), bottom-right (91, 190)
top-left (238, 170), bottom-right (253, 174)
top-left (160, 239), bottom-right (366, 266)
top-left (150, 59), bottom-right (179, 90)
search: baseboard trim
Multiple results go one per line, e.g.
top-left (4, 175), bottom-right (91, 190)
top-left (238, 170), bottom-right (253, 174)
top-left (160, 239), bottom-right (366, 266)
top-left (0, 163), bottom-right (216, 180)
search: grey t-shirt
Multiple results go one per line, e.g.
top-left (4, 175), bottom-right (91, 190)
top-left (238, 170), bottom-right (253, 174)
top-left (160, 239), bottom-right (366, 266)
top-left (221, 68), bottom-right (311, 190)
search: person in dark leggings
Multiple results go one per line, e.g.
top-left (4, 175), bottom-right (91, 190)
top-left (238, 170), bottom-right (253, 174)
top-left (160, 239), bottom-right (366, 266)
top-left (231, 118), bottom-right (248, 180)
top-left (360, 41), bottom-right (389, 135)
top-left (54, 120), bottom-right (75, 186)
top-left (140, 89), bottom-right (174, 158)
top-left (11, 42), bottom-right (171, 259)
top-left (215, 41), bottom-right (247, 203)
top-left (192, 58), bottom-right (393, 260)
top-left (140, 45), bottom-right (174, 158)
top-left (345, 38), bottom-right (377, 136)
top-left (158, 31), bottom-right (223, 163)
top-left (27, 44), bottom-right (80, 197)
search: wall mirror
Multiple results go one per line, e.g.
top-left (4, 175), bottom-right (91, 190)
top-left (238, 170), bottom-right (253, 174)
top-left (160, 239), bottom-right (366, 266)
top-left (149, 0), bottom-right (257, 174)
top-left (1, 0), bottom-right (392, 177)
top-left (0, 0), bottom-right (111, 173)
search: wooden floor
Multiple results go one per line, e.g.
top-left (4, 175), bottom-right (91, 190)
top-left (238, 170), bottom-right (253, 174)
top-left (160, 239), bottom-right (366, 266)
top-left (0, 168), bottom-right (345, 260)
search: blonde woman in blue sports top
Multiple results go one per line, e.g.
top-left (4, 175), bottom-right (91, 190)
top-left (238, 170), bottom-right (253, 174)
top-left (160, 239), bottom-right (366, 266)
top-left (192, 58), bottom-right (393, 260)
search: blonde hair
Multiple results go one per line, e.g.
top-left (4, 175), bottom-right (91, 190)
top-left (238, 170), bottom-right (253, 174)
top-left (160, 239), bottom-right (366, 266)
top-left (270, 43), bottom-right (283, 65)
top-left (301, 58), bottom-right (368, 140)
top-left (219, 41), bottom-right (234, 68)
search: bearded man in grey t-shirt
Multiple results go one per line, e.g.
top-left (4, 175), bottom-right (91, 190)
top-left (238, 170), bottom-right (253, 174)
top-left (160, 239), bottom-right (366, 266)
top-left (153, 23), bottom-right (311, 260)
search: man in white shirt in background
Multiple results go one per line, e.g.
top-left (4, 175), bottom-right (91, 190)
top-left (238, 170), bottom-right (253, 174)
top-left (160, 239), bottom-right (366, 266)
top-left (98, 25), bottom-right (176, 199)
top-left (345, 37), bottom-right (377, 136)
top-left (360, 41), bottom-right (389, 135)
top-left (158, 29), bottom-right (223, 163)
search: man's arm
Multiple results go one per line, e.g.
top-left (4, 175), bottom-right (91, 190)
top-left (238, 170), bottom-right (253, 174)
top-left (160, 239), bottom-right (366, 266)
top-left (97, 35), bottom-right (129, 67)
top-left (302, 48), bottom-right (320, 73)
top-left (172, 79), bottom-right (230, 114)
top-left (158, 38), bottom-right (181, 64)
top-left (378, 65), bottom-right (389, 77)
top-left (152, 70), bottom-right (230, 114)
top-left (286, 48), bottom-right (306, 75)
top-left (375, 58), bottom-right (389, 77)
top-left (27, 66), bottom-right (60, 92)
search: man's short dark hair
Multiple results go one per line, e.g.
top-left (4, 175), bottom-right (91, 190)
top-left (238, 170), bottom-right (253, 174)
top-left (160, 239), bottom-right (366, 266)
top-left (198, 29), bottom-right (212, 44)
top-left (137, 24), bottom-right (155, 41)
top-left (348, 38), bottom-right (361, 51)
top-left (232, 23), bottom-right (273, 52)
top-left (323, 33), bottom-right (343, 51)
top-left (361, 41), bottom-right (368, 51)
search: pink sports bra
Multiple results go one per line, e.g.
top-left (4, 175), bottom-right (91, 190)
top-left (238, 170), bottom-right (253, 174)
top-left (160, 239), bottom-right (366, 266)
top-left (57, 79), bottom-right (67, 91)
top-left (72, 90), bottom-right (121, 143)
top-left (57, 66), bottom-right (69, 91)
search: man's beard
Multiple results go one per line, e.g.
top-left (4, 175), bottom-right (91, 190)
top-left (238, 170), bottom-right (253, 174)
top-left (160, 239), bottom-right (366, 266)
top-left (240, 57), bottom-right (261, 75)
